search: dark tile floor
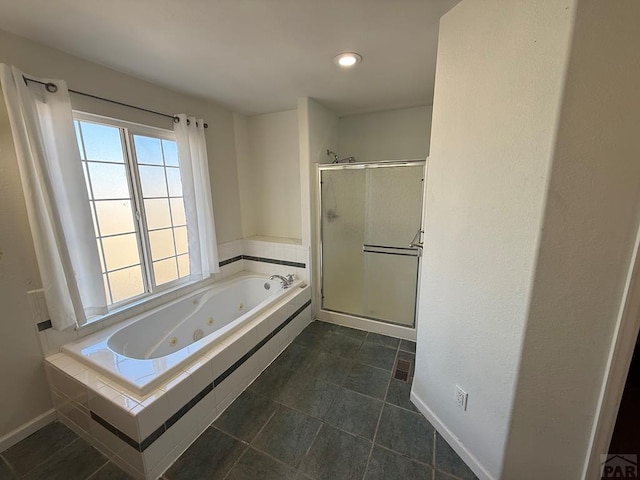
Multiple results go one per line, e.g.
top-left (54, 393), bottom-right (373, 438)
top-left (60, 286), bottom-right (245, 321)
top-left (0, 321), bottom-right (478, 480)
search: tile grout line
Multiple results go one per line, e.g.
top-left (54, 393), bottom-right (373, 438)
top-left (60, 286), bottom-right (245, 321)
top-left (216, 402), bottom-right (279, 480)
top-left (215, 415), bottom-right (320, 479)
top-left (219, 443), bottom-right (250, 480)
top-left (360, 342), bottom-right (399, 480)
top-left (219, 326), bottom-right (426, 479)
top-left (219, 403), bottom-right (280, 480)
top-left (432, 427), bottom-right (437, 472)
top-left (249, 350), bottom-right (419, 420)
top-left (373, 443), bottom-right (435, 469)
top-left (0, 454), bottom-right (19, 479)
top-left (84, 458), bottom-right (111, 480)
top-left (17, 436), bottom-right (81, 479)
top-left (293, 420), bottom-right (325, 478)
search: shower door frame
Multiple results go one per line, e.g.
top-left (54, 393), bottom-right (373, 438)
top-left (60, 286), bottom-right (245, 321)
top-left (315, 160), bottom-right (426, 340)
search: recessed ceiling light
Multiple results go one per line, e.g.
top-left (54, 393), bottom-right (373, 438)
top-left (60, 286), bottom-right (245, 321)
top-left (334, 52), bottom-right (362, 68)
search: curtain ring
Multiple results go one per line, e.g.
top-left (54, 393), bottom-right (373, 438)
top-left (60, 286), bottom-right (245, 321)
top-left (186, 119), bottom-right (191, 125)
top-left (173, 117), bottom-right (180, 124)
top-left (45, 82), bottom-right (58, 93)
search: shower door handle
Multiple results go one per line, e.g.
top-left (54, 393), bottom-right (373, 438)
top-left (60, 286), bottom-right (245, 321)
top-left (409, 229), bottom-right (423, 250)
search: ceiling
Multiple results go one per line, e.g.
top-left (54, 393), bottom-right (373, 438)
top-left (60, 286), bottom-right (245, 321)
top-left (0, 0), bottom-right (460, 116)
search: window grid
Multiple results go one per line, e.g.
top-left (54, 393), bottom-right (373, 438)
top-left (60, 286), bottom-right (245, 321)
top-left (122, 129), bottom-right (155, 298)
top-left (131, 133), bottom-right (189, 287)
top-left (75, 121), bottom-right (115, 304)
top-left (76, 121), bottom-right (147, 305)
top-left (74, 116), bottom-right (188, 308)
top-left (161, 139), bottom-right (181, 283)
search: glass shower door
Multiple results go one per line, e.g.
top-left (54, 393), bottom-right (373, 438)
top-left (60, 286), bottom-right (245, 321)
top-left (321, 163), bottom-right (424, 327)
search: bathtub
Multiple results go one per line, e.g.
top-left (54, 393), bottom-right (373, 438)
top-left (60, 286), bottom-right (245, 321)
top-left (47, 271), bottom-right (312, 479)
top-left (63, 273), bottom-right (302, 395)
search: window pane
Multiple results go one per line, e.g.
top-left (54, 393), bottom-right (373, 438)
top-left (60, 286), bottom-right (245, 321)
top-left (80, 122), bottom-right (124, 163)
top-left (139, 165), bottom-right (168, 198)
top-left (177, 254), bottom-right (189, 278)
top-left (134, 135), bottom-right (163, 165)
top-left (75, 121), bottom-right (85, 160)
top-left (153, 258), bottom-right (178, 285)
top-left (88, 162), bottom-right (130, 199)
top-left (149, 228), bottom-right (175, 260)
top-left (166, 168), bottom-right (182, 196)
top-left (95, 200), bottom-right (136, 236)
top-left (174, 226), bottom-right (188, 255)
top-left (145, 199), bottom-right (171, 230)
top-left (163, 140), bottom-right (178, 166)
top-left (109, 266), bottom-right (144, 303)
top-left (170, 198), bottom-right (186, 225)
top-left (102, 233), bottom-right (141, 271)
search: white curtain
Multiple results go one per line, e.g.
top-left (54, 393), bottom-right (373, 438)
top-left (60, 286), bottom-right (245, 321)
top-left (174, 114), bottom-right (219, 278)
top-left (0, 65), bottom-right (107, 329)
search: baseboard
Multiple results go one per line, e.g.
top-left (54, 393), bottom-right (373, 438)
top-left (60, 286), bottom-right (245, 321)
top-left (0, 409), bottom-right (57, 453)
top-left (410, 391), bottom-right (496, 480)
top-left (316, 309), bottom-right (417, 341)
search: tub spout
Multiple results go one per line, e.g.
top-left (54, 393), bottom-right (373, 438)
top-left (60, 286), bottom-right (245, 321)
top-left (270, 274), bottom-right (291, 289)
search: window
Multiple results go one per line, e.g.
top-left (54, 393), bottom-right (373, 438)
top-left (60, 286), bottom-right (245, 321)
top-left (73, 113), bottom-right (190, 307)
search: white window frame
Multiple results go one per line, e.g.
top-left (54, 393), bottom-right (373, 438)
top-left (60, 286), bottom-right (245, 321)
top-left (74, 111), bottom-right (192, 317)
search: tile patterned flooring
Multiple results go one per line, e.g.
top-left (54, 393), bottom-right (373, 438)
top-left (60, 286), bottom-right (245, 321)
top-left (0, 321), bottom-right (478, 480)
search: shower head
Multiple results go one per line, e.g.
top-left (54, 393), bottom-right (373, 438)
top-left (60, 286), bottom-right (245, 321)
top-left (326, 149), bottom-right (339, 163)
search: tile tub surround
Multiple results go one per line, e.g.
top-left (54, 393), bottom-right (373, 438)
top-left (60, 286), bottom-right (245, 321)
top-left (44, 286), bottom-right (312, 480)
top-left (31, 237), bottom-right (309, 356)
top-left (62, 274), bottom-right (306, 395)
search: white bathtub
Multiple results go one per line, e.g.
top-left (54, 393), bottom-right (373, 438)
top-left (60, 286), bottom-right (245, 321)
top-left (63, 273), bottom-right (300, 395)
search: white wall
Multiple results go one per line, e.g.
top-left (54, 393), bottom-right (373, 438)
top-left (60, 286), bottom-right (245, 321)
top-left (502, 0), bottom-right (640, 477)
top-left (337, 105), bottom-right (432, 162)
top-left (297, 98), bottom-right (339, 314)
top-left (0, 29), bottom-right (243, 440)
top-left (411, 1), bottom-right (576, 478)
top-left (235, 109), bottom-right (301, 240)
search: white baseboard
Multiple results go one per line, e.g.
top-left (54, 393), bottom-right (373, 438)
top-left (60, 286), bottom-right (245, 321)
top-left (316, 309), bottom-right (417, 341)
top-left (0, 409), bottom-right (57, 453)
top-left (410, 391), bottom-right (496, 480)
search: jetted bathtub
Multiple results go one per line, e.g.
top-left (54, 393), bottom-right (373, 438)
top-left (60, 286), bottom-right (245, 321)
top-left (63, 273), bottom-right (301, 395)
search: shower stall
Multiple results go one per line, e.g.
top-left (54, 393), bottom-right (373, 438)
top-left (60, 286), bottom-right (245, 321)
top-left (316, 160), bottom-right (425, 336)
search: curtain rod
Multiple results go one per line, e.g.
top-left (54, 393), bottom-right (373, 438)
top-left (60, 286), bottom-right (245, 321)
top-left (22, 76), bottom-right (208, 129)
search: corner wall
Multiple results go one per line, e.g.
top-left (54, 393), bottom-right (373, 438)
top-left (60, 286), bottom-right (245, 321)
top-left (411, 1), bottom-right (576, 477)
top-left (502, 0), bottom-right (640, 477)
top-left (297, 98), bottom-right (339, 314)
top-left (234, 109), bottom-right (301, 240)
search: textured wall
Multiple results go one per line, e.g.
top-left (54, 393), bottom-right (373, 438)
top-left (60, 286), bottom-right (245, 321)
top-left (338, 105), bottom-right (432, 162)
top-left (412, 1), bottom-right (576, 477)
top-left (236, 110), bottom-right (301, 240)
top-left (502, 0), bottom-right (640, 477)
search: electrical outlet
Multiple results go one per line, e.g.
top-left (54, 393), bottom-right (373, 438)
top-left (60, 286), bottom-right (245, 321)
top-left (455, 386), bottom-right (468, 411)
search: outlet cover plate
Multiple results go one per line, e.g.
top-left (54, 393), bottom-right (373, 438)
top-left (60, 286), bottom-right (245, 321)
top-left (455, 385), bottom-right (468, 411)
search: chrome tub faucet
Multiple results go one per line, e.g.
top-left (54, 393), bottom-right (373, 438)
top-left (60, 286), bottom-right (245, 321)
top-left (270, 274), bottom-right (294, 289)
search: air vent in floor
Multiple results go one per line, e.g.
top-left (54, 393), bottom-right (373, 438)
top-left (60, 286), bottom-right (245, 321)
top-left (393, 358), bottom-right (412, 382)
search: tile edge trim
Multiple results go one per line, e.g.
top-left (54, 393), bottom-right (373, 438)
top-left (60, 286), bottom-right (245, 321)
top-left (89, 299), bottom-right (312, 453)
